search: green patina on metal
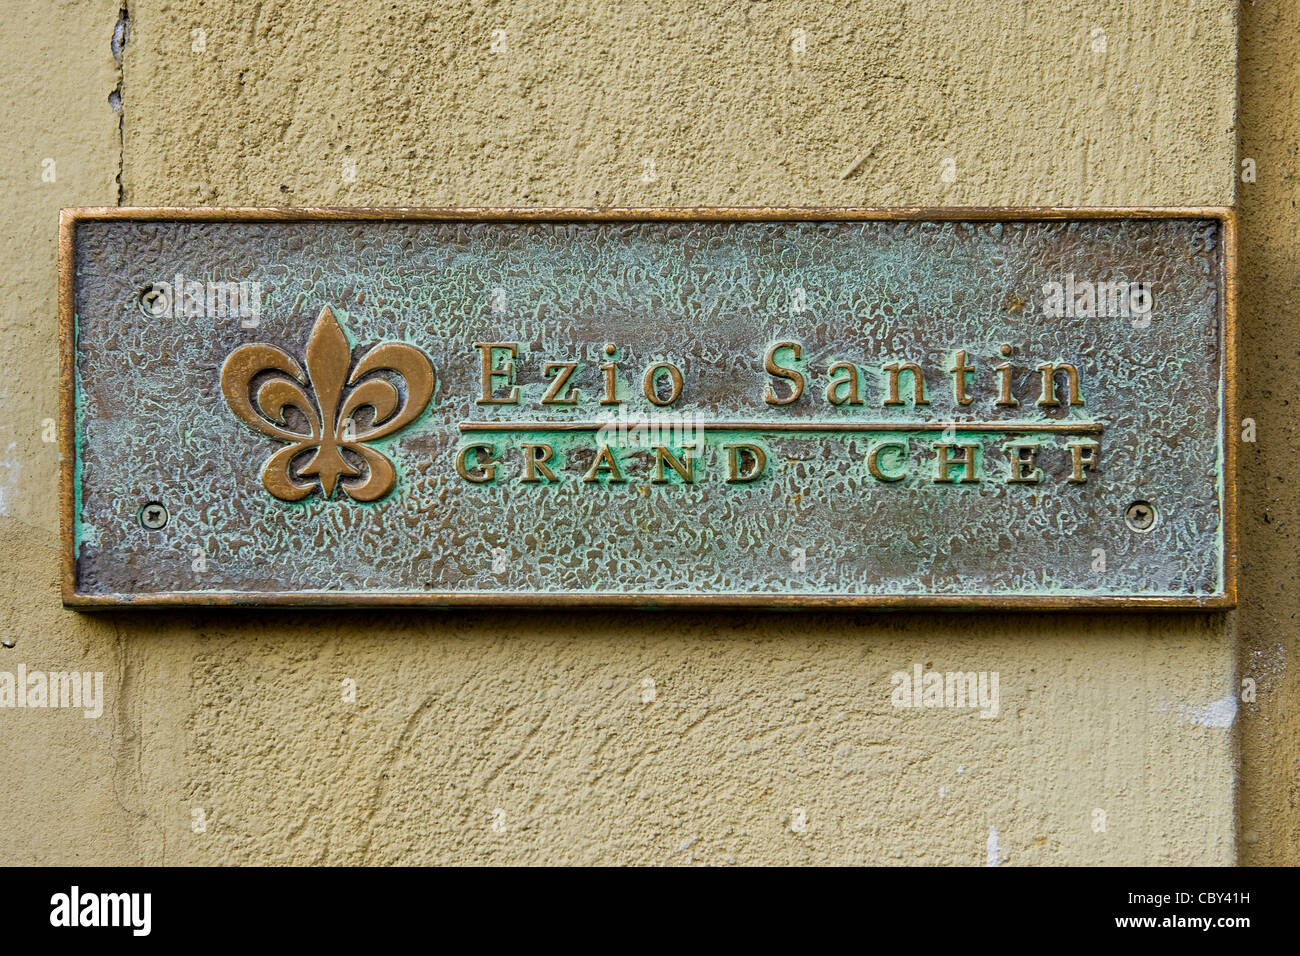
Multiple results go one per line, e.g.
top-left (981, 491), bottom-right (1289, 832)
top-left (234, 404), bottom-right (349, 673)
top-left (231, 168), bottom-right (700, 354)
top-left (64, 213), bottom-right (1230, 606)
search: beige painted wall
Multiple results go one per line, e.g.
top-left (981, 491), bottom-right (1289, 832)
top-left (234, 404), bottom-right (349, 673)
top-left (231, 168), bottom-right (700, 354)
top-left (2, 0), bottom-right (1268, 865)
top-left (1237, 0), bottom-right (1299, 865)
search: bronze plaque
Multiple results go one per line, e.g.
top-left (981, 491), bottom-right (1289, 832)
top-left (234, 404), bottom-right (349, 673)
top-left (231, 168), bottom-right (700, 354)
top-left (60, 208), bottom-right (1235, 608)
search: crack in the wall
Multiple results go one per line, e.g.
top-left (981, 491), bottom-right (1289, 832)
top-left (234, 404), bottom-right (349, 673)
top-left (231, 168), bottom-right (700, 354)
top-left (111, 5), bottom-right (129, 205)
top-left (107, 619), bottom-right (167, 864)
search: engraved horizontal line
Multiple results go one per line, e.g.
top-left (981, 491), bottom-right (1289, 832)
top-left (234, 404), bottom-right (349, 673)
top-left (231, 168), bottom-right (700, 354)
top-left (458, 421), bottom-right (1105, 435)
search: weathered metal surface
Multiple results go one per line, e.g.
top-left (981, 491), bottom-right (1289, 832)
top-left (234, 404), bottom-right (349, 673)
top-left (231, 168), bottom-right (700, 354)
top-left (60, 208), bottom-right (1235, 608)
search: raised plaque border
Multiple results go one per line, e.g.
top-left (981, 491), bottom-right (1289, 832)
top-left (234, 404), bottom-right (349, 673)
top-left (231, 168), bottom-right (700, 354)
top-left (58, 206), bottom-right (1237, 610)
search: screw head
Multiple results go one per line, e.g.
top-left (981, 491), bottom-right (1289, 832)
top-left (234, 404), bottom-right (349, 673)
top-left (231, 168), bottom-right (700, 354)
top-left (139, 501), bottom-right (169, 530)
top-left (138, 286), bottom-right (170, 316)
top-left (1124, 500), bottom-right (1157, 533)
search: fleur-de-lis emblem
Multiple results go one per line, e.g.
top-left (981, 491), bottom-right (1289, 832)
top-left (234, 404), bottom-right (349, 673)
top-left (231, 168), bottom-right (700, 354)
top-left (221, 306), bottom-right (433, 502)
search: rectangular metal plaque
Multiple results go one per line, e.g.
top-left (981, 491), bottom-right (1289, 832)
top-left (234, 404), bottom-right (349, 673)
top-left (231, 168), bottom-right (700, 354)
top-left (60, 208), bottom-right (1235, 608)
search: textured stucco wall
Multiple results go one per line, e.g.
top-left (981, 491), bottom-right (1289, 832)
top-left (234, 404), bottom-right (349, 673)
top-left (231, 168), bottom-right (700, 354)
top-left (1237, 0), bottom-right (1300, 865)
top-left (1, 0), bottom-right (1262, 865)
top-left (0, 0), bottom-right (140, 865)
